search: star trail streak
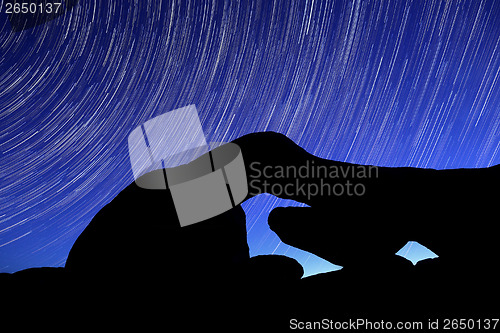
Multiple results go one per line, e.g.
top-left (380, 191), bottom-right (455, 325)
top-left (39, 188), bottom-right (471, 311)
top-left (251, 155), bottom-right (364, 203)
top-left (0, 0), bottom-right (499, 275)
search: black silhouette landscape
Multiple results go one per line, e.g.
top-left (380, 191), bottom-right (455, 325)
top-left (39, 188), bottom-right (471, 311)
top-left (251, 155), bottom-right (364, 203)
top-left (1, 132), bottom-right (498, 330)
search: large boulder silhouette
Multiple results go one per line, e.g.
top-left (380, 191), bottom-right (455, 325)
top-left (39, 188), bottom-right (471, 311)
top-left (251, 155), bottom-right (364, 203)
top-left (1, 132), bottom-right (498, 329)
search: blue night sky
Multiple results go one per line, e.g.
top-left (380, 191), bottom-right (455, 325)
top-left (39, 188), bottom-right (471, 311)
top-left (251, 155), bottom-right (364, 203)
top-left (1, 0), bottom-right (499, 276)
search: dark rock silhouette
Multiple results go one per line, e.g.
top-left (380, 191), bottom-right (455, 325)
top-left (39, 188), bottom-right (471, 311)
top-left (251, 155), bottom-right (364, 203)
top-left (234, 132), bottom-right (500, 320)
top-left (1, 132), bottom-right (498, 330)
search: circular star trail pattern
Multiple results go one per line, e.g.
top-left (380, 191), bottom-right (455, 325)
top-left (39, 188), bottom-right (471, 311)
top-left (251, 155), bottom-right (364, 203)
top-left (1, 0), bottom-right (499, 274)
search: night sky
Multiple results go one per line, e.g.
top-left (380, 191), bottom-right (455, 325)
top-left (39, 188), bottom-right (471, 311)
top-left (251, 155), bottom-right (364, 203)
top-left (1, 0), bottom-right (499, 276)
